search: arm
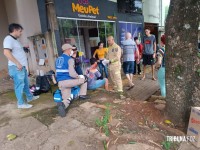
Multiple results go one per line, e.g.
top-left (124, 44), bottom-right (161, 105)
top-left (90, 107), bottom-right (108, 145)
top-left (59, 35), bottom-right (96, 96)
top-left (93, 50), bottom-right (97, 58)
top-left (4, 49), bottom-right (22, 70)
top-left (68, 59), bottom-right (79, 78)
top-left (155, 53), bottom-right (163, 69)
top-left (135, 48), bottom-right (140, 64)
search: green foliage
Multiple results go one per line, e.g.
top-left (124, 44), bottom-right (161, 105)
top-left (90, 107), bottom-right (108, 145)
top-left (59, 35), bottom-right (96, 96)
top-left (103, 140), bottom-right (107, 150)
top-left (162, 140), bottom-right (172, 150)
top-left (95, 103), bottom-right (111, 136)
top-left (128, 141), bottom-right (136, 144)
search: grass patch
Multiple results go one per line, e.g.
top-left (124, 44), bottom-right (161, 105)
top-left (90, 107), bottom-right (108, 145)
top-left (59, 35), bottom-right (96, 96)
top-left (95, 103), bottom-right (111, 136)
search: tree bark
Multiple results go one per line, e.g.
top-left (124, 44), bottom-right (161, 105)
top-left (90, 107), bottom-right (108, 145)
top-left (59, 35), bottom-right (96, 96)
top-left (165, 0), bottom-right (200, 126)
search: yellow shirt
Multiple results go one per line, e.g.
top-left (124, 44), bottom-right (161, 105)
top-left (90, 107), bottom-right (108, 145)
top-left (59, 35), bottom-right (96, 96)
top-left (93, 48), bottom-right (108, 60)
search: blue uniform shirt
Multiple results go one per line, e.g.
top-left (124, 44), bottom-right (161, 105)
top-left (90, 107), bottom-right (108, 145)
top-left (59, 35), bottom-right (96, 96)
top-left (55, 54), bottom-right (72, 82)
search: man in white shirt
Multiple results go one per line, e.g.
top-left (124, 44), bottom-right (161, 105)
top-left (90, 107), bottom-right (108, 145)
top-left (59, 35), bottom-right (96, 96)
top-left (3, 23), bottom-right (39, 109)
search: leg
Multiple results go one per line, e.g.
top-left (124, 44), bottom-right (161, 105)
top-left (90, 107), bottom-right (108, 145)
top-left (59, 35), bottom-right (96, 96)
top-left (151, 65), bottom-right (156, 80)
top-left (109, 68), bottom-right (117, 91)
top-left (142, 65), bottom-right (146, 80)
top-left (104, 78), bottom-right (109, 91)
top-left (113, 67), bottom-right (123, 92)
top-left (157, 68), bottom-right (166, 97)
top-left (103, 64), bottom-right (108, 78)
top-left (98, 62), bottom-right (103, 78)
top-left (133, 61), bottom-right (136, 74)
top-left (23, 67), bottom-right (33, 101)
top-left (129, 61), bottom-right (135, 84)
top-left (138, 63), bottom-right (141, 74)
top-left (58, 81), bottom-right (72, 108)
top-left (8, 66), bottom-right (26, 106)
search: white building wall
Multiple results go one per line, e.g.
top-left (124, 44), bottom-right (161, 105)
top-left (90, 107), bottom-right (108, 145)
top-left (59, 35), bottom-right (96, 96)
top-left (0, 0), bottom-right (9, 78)
top-left (143, 0), bottom-right (160, 24)
top-left (4, 0), bottom-right (42, 74)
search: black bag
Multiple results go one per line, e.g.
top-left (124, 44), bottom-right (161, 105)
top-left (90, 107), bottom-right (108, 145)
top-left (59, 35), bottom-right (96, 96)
top-left (36, 75), bottom-right (52, 93)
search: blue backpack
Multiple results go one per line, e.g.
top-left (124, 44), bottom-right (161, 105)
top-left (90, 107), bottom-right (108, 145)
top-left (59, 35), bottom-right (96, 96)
top-left (53, 86), bottom-right (80, 103)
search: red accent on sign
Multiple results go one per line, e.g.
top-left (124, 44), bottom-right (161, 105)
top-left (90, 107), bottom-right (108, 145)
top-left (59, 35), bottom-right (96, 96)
top-left (191, 118), bottom-right (200, 124)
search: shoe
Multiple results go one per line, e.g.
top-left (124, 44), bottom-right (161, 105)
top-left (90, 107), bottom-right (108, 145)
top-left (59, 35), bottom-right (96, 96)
top-left (120, 94), bottom-right (126, 100)
top-left (57, 102), bottom-right (66, 117)
top-left (127, 84), bottom-right (135, 91)
top-left (18, 104), bottom-right (33, 109)
top-left (79, 95), bottom-right (90, 100)
top-left (138, 72), bottom-right (141, 75)
top-left (27, 95), bottom-right (40, 102)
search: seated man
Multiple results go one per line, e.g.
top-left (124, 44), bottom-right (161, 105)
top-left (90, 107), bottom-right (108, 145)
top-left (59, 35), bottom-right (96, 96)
top-left (55, 44), bottom-right (89, 117)
top-left (86, 58), bottom-right (108, 91)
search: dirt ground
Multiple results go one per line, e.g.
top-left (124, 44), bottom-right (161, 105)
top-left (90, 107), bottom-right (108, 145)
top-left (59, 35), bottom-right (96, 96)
top-left (0, 73), bottom-right (199, 150)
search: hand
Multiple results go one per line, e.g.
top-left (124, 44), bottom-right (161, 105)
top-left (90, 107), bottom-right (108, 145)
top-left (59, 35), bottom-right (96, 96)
top-left (136, 58), bottom-right (140, 64)
top-left (16, 63), bottom-right (23, 71)
top-left (102, 59), bottom-right (110, 66)
top-left (155, 63), bottom-right (161, 70)
top-left (97, 60), bottom-right (100, 63)
top-left (153, 53), bottom-right (156, 58)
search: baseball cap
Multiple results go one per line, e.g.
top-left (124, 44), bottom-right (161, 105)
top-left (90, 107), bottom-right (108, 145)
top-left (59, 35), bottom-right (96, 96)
top-left (62, 44), bottom-right (76, 51)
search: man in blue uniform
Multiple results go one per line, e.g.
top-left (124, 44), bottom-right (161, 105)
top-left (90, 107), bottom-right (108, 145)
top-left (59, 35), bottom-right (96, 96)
top-left (55, 44), bottom-right (88, 117)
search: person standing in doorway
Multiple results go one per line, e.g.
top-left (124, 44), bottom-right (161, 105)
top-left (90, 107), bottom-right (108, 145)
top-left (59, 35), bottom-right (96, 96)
top-left (134, 37), bottom-right (143, 75)
top-left (121, 32), bottom-right (139, 90)
top-left (103, 36), bottom-right (124, 99)
top-left (93, 41), bottom-right (108, 78)
top-left (3, 23), bottom-right (39, 109)
top-left (141, 28), bottom-right (157, 81)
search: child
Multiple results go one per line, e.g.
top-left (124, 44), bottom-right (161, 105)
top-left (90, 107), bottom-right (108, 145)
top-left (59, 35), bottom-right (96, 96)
top-left (86, 58), bottom-right (108, 91)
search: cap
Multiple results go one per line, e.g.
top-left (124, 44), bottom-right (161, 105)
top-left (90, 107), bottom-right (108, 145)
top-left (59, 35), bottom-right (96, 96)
top-left (62, 44), bottom-right (76, 51)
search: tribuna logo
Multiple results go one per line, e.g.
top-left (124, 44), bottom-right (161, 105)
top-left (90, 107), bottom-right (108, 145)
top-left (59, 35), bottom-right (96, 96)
top-left (166, 136), bottom-right (196, 142)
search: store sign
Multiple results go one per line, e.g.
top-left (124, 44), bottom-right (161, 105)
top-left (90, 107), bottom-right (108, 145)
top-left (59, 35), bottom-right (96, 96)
top-left (72, 0), bottom-right (99, 18)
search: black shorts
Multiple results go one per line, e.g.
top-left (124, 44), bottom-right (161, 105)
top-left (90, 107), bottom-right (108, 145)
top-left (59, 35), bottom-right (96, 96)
top-left (142, 54), bottom-right (155, 65)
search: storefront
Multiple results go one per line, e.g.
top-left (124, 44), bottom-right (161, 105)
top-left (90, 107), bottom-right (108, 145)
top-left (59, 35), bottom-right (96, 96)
top-left (38, 0), bottom-right (144, 59)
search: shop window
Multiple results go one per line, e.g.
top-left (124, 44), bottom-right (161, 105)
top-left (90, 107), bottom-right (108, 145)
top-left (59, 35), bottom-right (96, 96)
top-left (119, 21), bottom-right (142, 46)
top-left (58, 18), bottom-right (115, 58)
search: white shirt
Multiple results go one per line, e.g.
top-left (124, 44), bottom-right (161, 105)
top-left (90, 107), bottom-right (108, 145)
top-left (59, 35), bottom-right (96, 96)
top-left (3, 35), bottom-right (28, 67)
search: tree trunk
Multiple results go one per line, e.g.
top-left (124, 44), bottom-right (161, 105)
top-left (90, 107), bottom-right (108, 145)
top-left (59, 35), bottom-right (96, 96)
top-left (165, 0), bottom-right (200, 126)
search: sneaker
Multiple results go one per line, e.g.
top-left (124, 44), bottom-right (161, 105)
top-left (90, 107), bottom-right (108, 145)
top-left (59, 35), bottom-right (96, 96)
top-left (57, 102), bottom-right (66, 117)
top-left (79, 95), bottom-right (90, 100)
top-left (18, 104), bottom-right (33, 109)
top-left (27, 95), bottom-right (40, 102)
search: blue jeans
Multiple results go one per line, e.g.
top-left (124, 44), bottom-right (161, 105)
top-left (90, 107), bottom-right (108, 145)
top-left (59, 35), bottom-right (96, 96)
top-left (88, 79), bottom-right (106, 90)
top-left (98, 60), bottom-right (108, 78)
top-left (8, 66), bottom-right (33, 105)
top-left (157, 67), bottom-right (166, 97)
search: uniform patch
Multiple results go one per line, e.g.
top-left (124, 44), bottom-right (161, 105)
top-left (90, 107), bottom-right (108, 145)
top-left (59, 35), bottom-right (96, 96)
top-left (115, 48), bottom-right (118, 52)
top-left (112, 49), bottom-right (114, 52)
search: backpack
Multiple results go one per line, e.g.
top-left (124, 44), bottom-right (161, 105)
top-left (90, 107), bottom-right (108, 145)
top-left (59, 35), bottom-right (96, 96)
top-left (36, 75), bottom-right (52, 93)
